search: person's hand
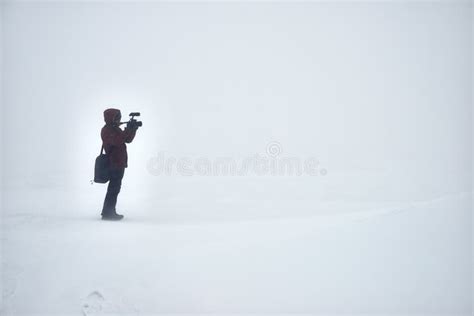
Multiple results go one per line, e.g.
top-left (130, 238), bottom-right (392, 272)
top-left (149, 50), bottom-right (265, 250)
top-left (127, 121), bottom-right (138, 130)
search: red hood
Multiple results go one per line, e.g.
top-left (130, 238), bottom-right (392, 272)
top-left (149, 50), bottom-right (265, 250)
top-left (104, 108), bottom-right (121, 125)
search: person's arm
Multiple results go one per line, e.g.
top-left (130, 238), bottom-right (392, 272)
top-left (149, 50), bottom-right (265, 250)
top-left (102, 126), bottom-right (134, 146)
top-left (124, 127), bottom-right (136, 143)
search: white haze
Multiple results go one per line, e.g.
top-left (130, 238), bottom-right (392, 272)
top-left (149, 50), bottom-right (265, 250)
top-left (1, 1), bottom-right (472, 315)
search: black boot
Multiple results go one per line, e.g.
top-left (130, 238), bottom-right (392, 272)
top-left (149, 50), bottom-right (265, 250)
top-left (101, 213), bottom-right (124, 221)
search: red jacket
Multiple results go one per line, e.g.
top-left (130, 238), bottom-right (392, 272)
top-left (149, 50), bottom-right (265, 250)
top-left (101, 108), bottom-right (136, 169)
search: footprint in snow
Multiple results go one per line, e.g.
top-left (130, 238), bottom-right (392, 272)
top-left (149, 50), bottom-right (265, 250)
top-left (82, 291), bottom-right (105, 315)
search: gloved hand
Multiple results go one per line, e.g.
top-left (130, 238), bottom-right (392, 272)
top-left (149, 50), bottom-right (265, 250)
top-left (126, 120), bottom-right (138, 130)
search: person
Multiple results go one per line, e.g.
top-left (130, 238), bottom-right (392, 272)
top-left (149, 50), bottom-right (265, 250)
top-left (100, 108), bottom-right (138, 220)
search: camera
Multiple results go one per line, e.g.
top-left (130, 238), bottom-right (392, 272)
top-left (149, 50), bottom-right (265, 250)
top-left (122, 112), bottom-right (142, 129)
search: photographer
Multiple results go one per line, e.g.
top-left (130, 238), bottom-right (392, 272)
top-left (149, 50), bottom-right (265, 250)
top-left (100, 108), bottom-right (139, 220)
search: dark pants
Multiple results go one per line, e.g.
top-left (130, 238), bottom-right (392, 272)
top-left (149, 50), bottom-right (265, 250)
top-left (101, 167), bottom-right (125, 216)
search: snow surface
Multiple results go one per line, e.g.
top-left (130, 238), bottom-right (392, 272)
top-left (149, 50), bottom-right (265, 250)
top-left (1, 178), bottom-right (472, 315)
